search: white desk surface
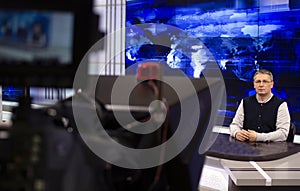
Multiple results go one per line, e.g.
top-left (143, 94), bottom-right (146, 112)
top-left (208, 127), bottom-right (300, 187)
top-left (221, 152), bottom-right (300, 186)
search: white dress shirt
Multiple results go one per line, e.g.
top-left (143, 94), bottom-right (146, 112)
top-left (230, 94), bottom-right (291, 142)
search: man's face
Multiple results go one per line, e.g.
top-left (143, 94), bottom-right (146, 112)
top-left (253, 73), bottom-right (274, 96)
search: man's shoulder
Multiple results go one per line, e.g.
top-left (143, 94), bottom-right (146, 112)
top-left (272, 95), bottom-right (285, 104)
top-left (243, 95), bottom-right (256, 102)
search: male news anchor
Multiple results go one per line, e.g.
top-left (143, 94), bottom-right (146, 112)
top-left (230, 69), bottom-right (290, 142)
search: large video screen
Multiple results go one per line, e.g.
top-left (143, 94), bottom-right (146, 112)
top-left (1, 86), bottom-right (23, 102)
top-left (0, 9), bottom-right (74, 64)
top-left (126, 0), bottom-right (300, 128)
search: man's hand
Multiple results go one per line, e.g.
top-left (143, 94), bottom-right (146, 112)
top-left (235, 130), bottom-right (249, 141)
top-left (247, 130), bottom-right (257, 142)
top-left (235, 130), bottom-right (258, 142)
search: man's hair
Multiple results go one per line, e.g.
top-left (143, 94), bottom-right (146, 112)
top-left (253, 69), bottom-right (273, 81)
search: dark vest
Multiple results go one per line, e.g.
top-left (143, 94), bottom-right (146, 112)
top-left (243, 95), bottom-right (284, 133)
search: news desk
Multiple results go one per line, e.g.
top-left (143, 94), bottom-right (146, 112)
top-left (206, 133), bottom-right (300, 191)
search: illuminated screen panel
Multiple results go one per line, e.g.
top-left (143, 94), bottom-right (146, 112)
top-left (125, 0), bottom-right (300, 128)
top-left (1, 86), bottom-right (23, 102)
top-left (0, 9), bottom-right (74, 64)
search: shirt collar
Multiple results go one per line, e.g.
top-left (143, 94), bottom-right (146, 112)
top-left (256, 93), bottom-right (273, 103)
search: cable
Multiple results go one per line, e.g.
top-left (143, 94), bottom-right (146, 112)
top-left (147, 80), bottom-right (159, 98)
top-left (147, 97), bottom-right (169, 191)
